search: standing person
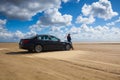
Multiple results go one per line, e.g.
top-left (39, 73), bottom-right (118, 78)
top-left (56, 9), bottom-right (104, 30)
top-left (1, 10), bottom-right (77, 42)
top-left (67, 34), bottom-right (74, 50)
top-left (67, 34), bottom-right (71, 43)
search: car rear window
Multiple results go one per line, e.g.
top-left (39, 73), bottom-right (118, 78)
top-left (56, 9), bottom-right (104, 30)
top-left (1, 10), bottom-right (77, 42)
top-left (27, 36), bottom-right (36, 39)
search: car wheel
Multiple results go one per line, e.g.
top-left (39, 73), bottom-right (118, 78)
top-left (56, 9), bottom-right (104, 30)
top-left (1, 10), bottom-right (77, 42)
top-left (65, 44), bottom-right (71, 50)
top-left (34, 45), bottom-right (43, 53)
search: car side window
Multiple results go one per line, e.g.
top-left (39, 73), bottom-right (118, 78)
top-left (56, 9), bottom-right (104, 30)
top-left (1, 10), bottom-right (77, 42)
top-left (37, 35), bottom-right (59, 41)
top-left (41, 36), bottom-right (51, 41)
top-left (37, 36), bottom-right (42, 40)
top-left (37, 36), bottom-right (49, 40)
top-left (50, 36), bottom-right (59, 41)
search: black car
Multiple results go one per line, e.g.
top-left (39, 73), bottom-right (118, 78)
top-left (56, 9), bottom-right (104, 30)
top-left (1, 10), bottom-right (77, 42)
top-left (19, 35), bottom-right (72, 53)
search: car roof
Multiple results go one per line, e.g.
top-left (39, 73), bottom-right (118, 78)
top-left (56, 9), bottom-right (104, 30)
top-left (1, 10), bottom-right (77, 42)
top-left (37, 34), bottom-right (54, 37)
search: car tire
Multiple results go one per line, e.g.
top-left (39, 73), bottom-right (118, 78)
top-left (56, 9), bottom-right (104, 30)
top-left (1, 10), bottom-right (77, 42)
top-left (65, 44), bottom-right (71, 50)
top-left (34, 45), bottom-right (43, 53)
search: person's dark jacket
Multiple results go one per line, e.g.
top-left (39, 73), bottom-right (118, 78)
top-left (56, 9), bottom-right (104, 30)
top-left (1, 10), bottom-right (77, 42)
top-left (67, 35), bottom-right (71, 42)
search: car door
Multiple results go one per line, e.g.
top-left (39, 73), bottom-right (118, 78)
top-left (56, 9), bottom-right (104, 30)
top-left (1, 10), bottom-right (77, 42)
top-left (48, 36), bottom-right (64, 50)
top-left (40, 35), bottom-right (53, 50)
top-left (35, 35), bottom-right (52, 50)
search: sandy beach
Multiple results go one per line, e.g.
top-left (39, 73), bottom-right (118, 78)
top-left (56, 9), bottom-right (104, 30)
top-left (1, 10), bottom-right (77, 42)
top-left (0, 43), bottom-right (120, 80)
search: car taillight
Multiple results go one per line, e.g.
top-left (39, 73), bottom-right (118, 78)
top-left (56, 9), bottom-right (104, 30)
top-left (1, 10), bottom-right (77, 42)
top-left (23, 40), bottom-right (29, 44)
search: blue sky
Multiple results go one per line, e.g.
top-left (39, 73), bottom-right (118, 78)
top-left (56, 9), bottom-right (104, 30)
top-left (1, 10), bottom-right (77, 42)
top-left (0, 0), bottom-right (120, 42)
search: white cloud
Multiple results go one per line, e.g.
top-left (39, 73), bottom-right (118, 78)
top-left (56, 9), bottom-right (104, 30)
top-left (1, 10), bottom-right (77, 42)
top-left (77, 0), bottom-right (80, 3)
top-left (0, 0), bottom-right (120, 42)
top-left (0, 19), bottom-right (37, 42)
top-left (76, 15), bottom-right (95, 24)
top-left (82, 0), bottom-right (118, 20)
top-left (1, 18), bottom-right (120, 42)
top-left (62, 0), bottom-right (69, 3)
top-left (106, 17), bottom-right (120, 26)
top-left (106, 22), bottom-right (115, 26)
top-left (68, 26), bottom-right (80, 34)
top-left (24, 20), bottom-right (120, 42)
top-left (115, 17), bottom-right (120, 23)
top-left (40, 8), bottom-right (72, 26)
top-left (29, 21), bottom-right (44, 32)
top-left (50, 26), bottom-right (62, 32)
top-left (30, 8), bottom-right (72, 31)
top-left (62, 0), bottom-right (80, 3)
top-left (68, 24), bottom-right (120, 42)
top-left (0, 0), bottom-right (61, 20)
top-left (0, 30), bottom-right (37, 42)
top-left (0, 19), bottom-right (6, 25)
top-left (48, 26), bottom-right (68, 42)
top-left (0, 19), bottom-right (7, 32)
top-left (0, 19), bottom-right (14, 41)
